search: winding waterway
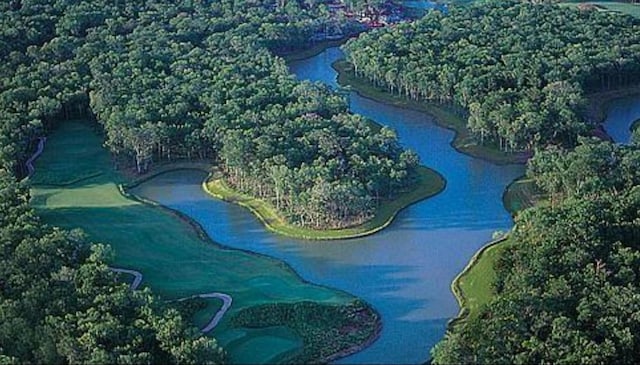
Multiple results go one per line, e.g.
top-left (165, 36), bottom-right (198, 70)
top-left (133, 47), bottom-right (524, 364)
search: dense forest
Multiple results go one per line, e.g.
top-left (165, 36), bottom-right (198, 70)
top-left (343, 0), bottom-right (640, 151)
top-left (0, 0), bottom-right (413, 363)
top-left (433, 136), bottom-right (640, 363)
top-left (0, 0), bottom-right (419, 231)
top-left (0, 169), bottom-right (226, 363)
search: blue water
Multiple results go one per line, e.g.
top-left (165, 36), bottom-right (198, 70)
top-left (602, 95), bottom-right (640, 143)
top-left (403, 1), bottom-right (447, 11)
top-left (135, 46), bottom-right (525, 364)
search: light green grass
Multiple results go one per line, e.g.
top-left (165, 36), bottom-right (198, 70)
top-left (449, 236), bottom-right (515, 329)
top-left (204, 166), bottom-right (445, 240)
top-left (30, 120), bottom-right (371, 363)
top-left (333, 60), bottom-right (527, 165)
top-left (561, 1), bottom-right (640, 18)
top-left (219, 326), bottom-right (302, 364)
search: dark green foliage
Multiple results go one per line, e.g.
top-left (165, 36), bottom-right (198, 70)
top-left (232, 300), bottom-right (379, 363)
top-left (343, 0), bottom-right (640, 151)
top-left (0, 1), bottom-right (402, 362)
top-left (433, 139), bottom-right (640, 364)
top-left (0, 170), bottom-right (226, 364)
top-left (0, 0), bottom-right (400, 362)
top-left (0, 0), bottom-right (420, 230)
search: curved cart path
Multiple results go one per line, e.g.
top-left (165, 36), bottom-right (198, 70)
top-left (28, 142), bottom-right (233, 334)
top-left (110, 267), bottom-right (232, 332)
top-left (25, 137), bottom-right (46, 177)
top-left (109, 267), bottom-right (144, 290)
top-left (176, 292), bottom-right (233, 333)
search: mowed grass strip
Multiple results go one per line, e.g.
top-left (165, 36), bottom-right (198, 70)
top-left (449, 236), bottom-right (515, 329)
top-left (29, 121), bottom-right (109, 186)
top-left (204, 165), bottom-right (445, 240)
top-left (30, 120), bottom-right (357, 361)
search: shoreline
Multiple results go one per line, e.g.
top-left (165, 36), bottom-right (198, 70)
top-left (119, 165), bottom-right (383, 363)
top-left (584, 85), bottom-right (640, 129)
top-left (332, 58), bottom-right (640, 166)
top-left (447, 235), bottom-right (509, 331)
top-left (449, 87), bottom-right (640, 332)
top-left (27, 129), bottom-right (382, 363)
top-left (279, 38), bottom-right (349, 62)
top-left (325, 315), bottom-right (383, 363)
top-left (202, 165), bottom-right (445, 240)
top-left (332, 59), bottom-right (528, 166)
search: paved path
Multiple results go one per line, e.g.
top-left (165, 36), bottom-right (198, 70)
top-left (109, 267), bottom-right (144, 290)
top-left (176, 292), bottom-right (233, 333)
top-left (25, 137), bottom-right (46, 177)
top-left (110, 267), bottom-right (231, 332)
top-left (29, 134), bottom-right (232, 332)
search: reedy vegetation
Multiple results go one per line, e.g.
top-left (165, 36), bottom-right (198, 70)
top-left (343, 0), bottom-right (640, 151)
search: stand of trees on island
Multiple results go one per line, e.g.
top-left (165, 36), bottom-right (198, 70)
top-left (433, 136), bottom-right (640, 363)
top-left (0, 0), bottom-right (416, 362)
top-left (2, 0), bottom-right (420, 233)
top-left (343, 0), bottom-right (640, 151)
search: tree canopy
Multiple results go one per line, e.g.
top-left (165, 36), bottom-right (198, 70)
top-left (0, 169), bottom-right (226, 364)
top-left (433, 138), bottom-right (640, 363)
top-left (0, 0), bottom-right (416, 362)
top-left (343, 0), bottom-right (640, 151)
top-left (0, 0), bottom-right (421, 230)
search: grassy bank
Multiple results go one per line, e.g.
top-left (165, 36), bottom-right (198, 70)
top-left (502, 175), bottom-right (547, 216)
top-left (584, 85), bottom-right (640, 125)
top-left (30, 120), bottom-right (380, 364)
top-left (561, 1), bottom-right (640, 18)
top-left (280, 39), bottom-right (348, 62)
top-left (204, 165), bottom-right (445, 240)
top-left (230, 300), bottom-right (380, 363)
top-left (449, 236), bottom-right (515, 329)
top-left (333, 60), bottom-right (528, 165)
top-left (451, 175), bottom-right (544, 328)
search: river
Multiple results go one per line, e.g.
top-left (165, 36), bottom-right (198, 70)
top-left (132, 46), bottom-right (525, 364)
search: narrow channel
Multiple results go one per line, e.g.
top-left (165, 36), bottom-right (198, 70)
top-left (133, 46), bottom-right (523, 364)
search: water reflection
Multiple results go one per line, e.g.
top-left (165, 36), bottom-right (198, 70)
top-left (134, 47), bottom-right (528, 364)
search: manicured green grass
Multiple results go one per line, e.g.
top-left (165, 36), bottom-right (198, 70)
top-left (561, 1), bottom-right (640, 18)
top-left (220, 326), bottom-right (302, 364)
top-left (30, 120), bottom-right (377, 363)
top-left (333, 60), bottom-right (527, 165)
top-left (204, 166), bottom-right (445, 240)
top-left (449, 236), bottom-right (515, 329)
top-left (28, 121), bottom-right (109, 186)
